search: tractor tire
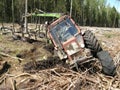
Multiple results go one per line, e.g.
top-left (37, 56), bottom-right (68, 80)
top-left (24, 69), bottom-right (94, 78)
top-left (83, 30), bottom-right (116, 76)
top-left (83, 30), bottom-right (102, 57)
top-left (97, 51), bottom-right (116, 76)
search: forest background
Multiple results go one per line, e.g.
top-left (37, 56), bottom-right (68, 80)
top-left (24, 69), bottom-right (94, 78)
top-left (0, 0), bottom-right (120, 27)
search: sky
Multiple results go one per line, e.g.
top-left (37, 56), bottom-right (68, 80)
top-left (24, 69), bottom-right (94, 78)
top-left (107, 0), bottom-right (120, 13)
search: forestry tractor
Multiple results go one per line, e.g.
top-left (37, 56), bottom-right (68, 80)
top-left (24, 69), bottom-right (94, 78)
top-left (47, 15), bottom-right (116, 76)
top-left (23, 12), bottom-right (116, 76)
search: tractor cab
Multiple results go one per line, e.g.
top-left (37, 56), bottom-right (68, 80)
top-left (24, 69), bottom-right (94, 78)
top-left (48, 15), bottom-right (86, 64)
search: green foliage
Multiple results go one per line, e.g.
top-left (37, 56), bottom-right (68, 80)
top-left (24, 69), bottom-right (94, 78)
top-left (0, 0), bottom-right (119, 27)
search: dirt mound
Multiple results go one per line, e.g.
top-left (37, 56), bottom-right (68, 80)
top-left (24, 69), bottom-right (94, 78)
top-left (16, 47), bottom-right (37, 59)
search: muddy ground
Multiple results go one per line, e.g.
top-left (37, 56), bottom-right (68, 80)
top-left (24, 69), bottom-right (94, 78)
top-left (0, 24), bottom-right (120, 90)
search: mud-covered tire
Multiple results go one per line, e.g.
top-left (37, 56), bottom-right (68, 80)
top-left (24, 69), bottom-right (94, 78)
top-left (97, 51), bottom-right (116, 76)
top-left (83, 30), bottom-right (116, 76)
top-left (83, 30), bottom-right (102, 57)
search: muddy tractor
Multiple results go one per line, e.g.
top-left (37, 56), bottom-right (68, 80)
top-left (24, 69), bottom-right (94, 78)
top-left (22, 11), bottom-right (116, 76)
top-left (47, 15), bottom-right (116, 76)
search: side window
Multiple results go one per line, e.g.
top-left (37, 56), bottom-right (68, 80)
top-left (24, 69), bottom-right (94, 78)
top-left (50, 27), bottom-right (62, 48)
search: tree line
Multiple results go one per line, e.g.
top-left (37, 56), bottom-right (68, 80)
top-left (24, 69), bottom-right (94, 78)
top-left (0, 0), bottom-right (120, 27)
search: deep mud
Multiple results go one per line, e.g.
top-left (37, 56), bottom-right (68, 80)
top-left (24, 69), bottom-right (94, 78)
top-left (23, 57), bottom-right (67, 73)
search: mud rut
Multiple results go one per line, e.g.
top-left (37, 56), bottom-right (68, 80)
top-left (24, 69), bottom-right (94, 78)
top-left (23, 57), bottom-right (68, 73)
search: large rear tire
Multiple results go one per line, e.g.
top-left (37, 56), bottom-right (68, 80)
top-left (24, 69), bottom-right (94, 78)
top-left (83, 30), bottom-right (116, 76)
top-left (83, 30), bottom-right (102, 57)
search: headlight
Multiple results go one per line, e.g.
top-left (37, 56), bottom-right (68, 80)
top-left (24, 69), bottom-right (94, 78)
top-left (80, 43), bottom-right (85, 48)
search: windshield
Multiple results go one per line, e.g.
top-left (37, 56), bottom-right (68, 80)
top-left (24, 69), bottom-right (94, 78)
top-left (50, 18), bottom-right (78, 45)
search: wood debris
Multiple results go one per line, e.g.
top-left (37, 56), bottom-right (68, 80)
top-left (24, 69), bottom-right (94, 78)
top-left (0, 65), bottom-right (119, 90)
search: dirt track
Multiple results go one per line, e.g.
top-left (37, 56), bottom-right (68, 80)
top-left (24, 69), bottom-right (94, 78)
top-left (0, 24), bottom-right (120, 90)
